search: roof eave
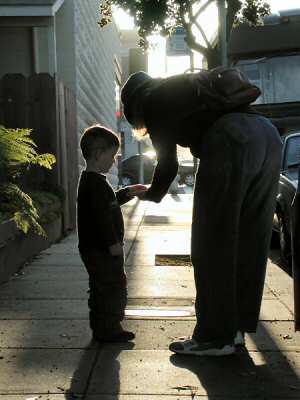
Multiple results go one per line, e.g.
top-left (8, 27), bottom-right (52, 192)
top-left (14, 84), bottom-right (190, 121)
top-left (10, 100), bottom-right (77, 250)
top-left (0, 0), bottom-right (64, 17)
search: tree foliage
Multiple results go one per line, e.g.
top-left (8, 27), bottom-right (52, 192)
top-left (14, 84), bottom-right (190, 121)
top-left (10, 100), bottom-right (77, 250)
top-left (0, 126), bottom-right (56, 235)
top-left (99, 0), bottom-right (270, 67)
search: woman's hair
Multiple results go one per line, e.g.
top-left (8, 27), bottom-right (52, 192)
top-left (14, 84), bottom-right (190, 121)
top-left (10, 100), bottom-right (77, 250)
top-left (122, 78), bottom-right (163, 139)
top-left (130, 93), bottom-right (149, 139)
top-left (80, 124), bottom-right (119, 160)
top-left (132, 127), bottom-right (149, 140)
top-left (126, 84), bottom-right (151, 139)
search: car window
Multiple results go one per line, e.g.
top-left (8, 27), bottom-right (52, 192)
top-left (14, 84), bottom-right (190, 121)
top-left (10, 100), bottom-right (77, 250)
top-left (284, 134), bottom-right (300, 169)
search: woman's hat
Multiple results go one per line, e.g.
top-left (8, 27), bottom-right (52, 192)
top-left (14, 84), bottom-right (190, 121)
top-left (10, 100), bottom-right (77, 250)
top-left (121, 71), bottom-right (153, 104)
top-left (121, 71), bottom-right (153, 124)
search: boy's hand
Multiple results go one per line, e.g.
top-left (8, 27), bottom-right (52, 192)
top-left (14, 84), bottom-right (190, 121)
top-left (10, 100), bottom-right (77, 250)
top-left (135, 190), bottom-right (148, 200)
top-left (109, 242), bottom-right (124, 257)
top-left (127, 184), bottom-right (148, 198)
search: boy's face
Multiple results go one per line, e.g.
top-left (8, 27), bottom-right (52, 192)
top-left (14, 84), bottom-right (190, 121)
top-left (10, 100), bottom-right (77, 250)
top-left (95, 145), bottom-right (118, 173)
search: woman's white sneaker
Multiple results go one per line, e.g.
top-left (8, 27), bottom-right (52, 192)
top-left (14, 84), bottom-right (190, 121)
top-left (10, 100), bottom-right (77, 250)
top-left (169, 337), bottom-right (235, 356)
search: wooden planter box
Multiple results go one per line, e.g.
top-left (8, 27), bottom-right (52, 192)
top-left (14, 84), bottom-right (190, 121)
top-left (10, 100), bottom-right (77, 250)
top-left (0, 202), bottom-right (62, 284)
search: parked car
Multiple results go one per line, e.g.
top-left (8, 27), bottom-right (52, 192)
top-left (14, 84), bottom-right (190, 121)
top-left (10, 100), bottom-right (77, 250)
top-left (120, 154), bottom-right (156, 186)
top-left (121, 154), bottom-right (197, 187)
top-left (273, 132), bottom-right (300, 267)
top-left (178, 160), bottom-right (196, 186)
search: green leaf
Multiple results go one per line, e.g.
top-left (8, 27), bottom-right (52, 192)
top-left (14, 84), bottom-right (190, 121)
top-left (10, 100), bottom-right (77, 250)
top-left (0, 126), bottom-right (56, 236)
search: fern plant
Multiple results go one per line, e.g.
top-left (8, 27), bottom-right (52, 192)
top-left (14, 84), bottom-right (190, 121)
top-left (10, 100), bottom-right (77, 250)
top-left (0, 126), bottom-right (56, 235)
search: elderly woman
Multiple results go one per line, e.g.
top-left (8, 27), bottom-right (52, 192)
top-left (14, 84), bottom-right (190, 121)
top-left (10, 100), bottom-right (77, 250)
top-left (121, 68), bottom-right (282, 356)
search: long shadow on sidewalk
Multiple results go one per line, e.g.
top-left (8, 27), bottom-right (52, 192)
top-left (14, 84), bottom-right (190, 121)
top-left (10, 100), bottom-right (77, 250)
top-left (66, 341), bottom-right (135, 398)
top-left (170, 323), bottom-right (300, 398)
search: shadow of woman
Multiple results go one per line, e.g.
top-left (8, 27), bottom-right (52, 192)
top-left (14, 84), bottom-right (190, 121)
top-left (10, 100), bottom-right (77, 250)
top-left (169, 345), bottom-right (298, 399)
top-left (66, 340), bottom-right (135, 399)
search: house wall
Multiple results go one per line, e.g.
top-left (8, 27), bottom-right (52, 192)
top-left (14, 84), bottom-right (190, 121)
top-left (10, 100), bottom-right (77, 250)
top-left (74, 0), bottom-right (123, 186)
top-left (0, 19), bottom-right (58, 77)
top-left (55, 0), bottom-right (76, 92)
top-left (0, 2), bottom-right (123, 187)
top-left (0, 26), bottom-right (33, 77)
top-left (230, 11), bottom-right (300, 105)
top-left (271, 55), bottom-right (300, 103)
top-left (34, 26), bottom-right (50, 73)
top-left (74, 0), bottom-right (122, 133)
top-left (237, 54), bottom-right (300, 104)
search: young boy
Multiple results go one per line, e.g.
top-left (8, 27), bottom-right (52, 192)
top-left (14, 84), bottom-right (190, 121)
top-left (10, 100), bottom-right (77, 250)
top-left (77, 124), bottom-right (146, 342)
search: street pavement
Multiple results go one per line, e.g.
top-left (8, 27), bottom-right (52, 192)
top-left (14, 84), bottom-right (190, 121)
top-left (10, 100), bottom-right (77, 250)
top-left (0, 194), bottom-right (299, 399)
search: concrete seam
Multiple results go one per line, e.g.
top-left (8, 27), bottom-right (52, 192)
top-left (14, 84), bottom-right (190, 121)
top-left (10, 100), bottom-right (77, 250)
top-left (265, 282), bottom-right (294, 315)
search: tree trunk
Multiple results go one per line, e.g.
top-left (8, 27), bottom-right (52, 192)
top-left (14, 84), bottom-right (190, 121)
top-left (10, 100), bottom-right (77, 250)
top-left (205, 47), bottom-right (222, 69)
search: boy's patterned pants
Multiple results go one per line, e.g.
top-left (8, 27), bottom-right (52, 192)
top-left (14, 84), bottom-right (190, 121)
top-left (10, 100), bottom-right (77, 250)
top-left (80, 250), bottom-right (127, 337)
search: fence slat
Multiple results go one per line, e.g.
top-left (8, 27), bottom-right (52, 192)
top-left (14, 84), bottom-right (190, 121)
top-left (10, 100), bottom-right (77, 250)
top-left (58, 79), bottom-right (70, 232)
top-left (64, 86), bottom-right (78, 230)
top-left (0, 76), bottom-right (4, 124)
top-left (0, 73), bottom-right (78, 233)
top-left (1, 74), bottom-right (28, 129)
top-left (28, 73), bottom-right (60, 187)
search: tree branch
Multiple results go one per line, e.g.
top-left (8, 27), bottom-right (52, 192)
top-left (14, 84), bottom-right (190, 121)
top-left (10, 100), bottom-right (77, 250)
top-left (185, 35), bottom-right (209, 56)
top-left (193, 0), bottom-right (215, 20)
top-left (188, 2), bottom-right (212, 52)
top-left (179, 2), bottom-right (208, 57)
top-left (226, 0), bottom-right (241, 38)
top-left (191, 18), bottom-right (212, 49)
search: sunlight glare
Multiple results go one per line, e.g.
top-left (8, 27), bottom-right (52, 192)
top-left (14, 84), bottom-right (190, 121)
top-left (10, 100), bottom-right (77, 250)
top-left (148, 34), bottom-right (166, 77)
top-left (113, 1), bottom-right (299, 77)
top-left (113, 6), bottom-right (134, 29)
top-left (269, 0), bottom-right (299, 12)
top-left (192, 1), bottom-right (218, 47)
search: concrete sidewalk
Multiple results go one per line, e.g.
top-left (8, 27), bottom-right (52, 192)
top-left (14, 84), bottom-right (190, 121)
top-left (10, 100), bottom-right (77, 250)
top-left (0, 194), bottom-right (299, 399)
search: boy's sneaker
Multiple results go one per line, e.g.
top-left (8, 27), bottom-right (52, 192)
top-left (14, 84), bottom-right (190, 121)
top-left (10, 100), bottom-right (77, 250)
top-left (93, 330), bottom-right (135, 343)
top-left (234, 331), bottom-right (245, 346)
top-left (169, 337), bottom-right (235, 356)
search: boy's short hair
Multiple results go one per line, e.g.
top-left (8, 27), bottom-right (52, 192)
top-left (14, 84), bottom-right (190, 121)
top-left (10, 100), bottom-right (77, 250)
top-left (80, 124), bottom-right (120, 160)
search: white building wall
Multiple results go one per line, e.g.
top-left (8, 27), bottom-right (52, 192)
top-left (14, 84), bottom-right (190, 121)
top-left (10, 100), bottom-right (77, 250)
top-left (74, 0), bottom-right (121, 134)
top-left (74, 0), bottom-right (122, 186)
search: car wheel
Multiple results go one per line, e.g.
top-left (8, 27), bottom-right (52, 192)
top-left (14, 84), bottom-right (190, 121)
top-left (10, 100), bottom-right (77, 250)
top-left (184, 173), bottom-right (195, 186)
top-left (278, 212), bottom-right (292, 268)
top-left (121, 174), bottom-right (134, 186)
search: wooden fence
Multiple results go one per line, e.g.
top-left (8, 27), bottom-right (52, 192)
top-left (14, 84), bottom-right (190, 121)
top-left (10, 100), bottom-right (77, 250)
top-left (0, 73), bottom-right (78, 232)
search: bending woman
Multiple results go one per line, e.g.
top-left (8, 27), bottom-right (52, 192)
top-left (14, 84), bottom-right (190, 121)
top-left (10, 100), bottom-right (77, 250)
top-left (121, 69), bottom-right (282, 356)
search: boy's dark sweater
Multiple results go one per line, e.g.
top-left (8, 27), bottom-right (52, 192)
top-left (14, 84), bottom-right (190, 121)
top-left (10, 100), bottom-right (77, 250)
top-left (77, 171), bottom-right (131, 253)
